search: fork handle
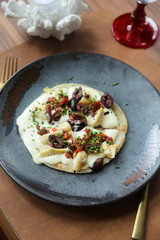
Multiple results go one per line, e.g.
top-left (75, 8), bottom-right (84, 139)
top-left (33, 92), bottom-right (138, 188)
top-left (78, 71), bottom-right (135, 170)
top-left (132, 183), bottom-right (150, 240)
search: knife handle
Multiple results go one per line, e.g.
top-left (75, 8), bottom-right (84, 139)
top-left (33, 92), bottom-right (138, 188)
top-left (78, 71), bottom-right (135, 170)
top-left (132, 183), bottom-right (150, 240)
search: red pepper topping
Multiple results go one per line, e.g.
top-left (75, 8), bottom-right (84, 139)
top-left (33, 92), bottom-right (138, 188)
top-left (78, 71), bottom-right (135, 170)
top-left (65, 152), bottom-right (73, 159)
top-left (91, 100), bottom-right (101, 112)
top-left (59, 97), bottom-right (68, 105)
top-left (52, 127), bottom-right (57, 132)
top-left (73, 128), bottom-right (113, 155)
top-left (63, 132), bottom-right (71, 140)
top-left (37, 126), bottom-right (50, 136)
top-left (46, 95), bottom-right (69, 110)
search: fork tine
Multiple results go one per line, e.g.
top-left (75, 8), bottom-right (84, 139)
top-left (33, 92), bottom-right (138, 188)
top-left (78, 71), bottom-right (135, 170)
top-left (9, 56), bottom-right (18, 78)
top-left (0, 56), bottom-right (8, 84)
top-left (6, 56), bottom-right (11, 81)
top-left (0, 56), bottom-right (18, 88)
top-left (12, 57), bottom-right (18, 76)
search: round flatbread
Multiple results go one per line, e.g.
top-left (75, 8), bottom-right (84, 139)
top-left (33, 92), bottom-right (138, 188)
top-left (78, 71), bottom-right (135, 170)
top-left (17, 83), bottom-right (128, 173)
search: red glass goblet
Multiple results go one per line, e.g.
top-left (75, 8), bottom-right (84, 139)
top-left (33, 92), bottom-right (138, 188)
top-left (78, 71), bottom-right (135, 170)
top-left (112, 0), bottom-right (159, 48)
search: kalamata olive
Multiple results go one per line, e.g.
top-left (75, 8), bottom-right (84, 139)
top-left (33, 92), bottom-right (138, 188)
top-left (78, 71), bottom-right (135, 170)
top-left (69, 97), bottom-right (78, 111)
top-left (77, 103), bottom-right (95, 117)
top-left (72, 87), bottom-right (82, 101)
top-left (76, 103), bottom-right (89, 115)
top-left (72, 113), bottom-right (87, 123)
top-left (67, 119), bottom-right (86, 132)
top-left (84, 144), bottom-right (100, 153)
top-left (101, 92), bottom-right (113, 108)
top-left (45, 106), bottom-right (62, 124)
top-left (48, 135), bottom-right (64, 148)
top-left (72, 120), bottom-right (86, 131)
top-left (51, 108), bottom-right (62, 122)
top-left (67, 113), bottom-right (87, 131)
top-left (90, 158), bottom-right (103, 172)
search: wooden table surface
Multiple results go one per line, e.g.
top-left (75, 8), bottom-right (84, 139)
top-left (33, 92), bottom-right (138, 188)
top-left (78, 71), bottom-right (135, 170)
top-left (0, 0), bottom-right (160, 240)
top-left (0, 0), bottom-right (160, 65)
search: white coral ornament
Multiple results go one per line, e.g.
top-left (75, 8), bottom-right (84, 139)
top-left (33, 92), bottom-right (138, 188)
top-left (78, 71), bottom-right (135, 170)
top-left (1, 0), bottom-right (88, 40)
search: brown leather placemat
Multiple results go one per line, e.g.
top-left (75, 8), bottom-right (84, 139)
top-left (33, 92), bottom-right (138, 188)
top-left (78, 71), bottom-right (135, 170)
top-left (0, 8), bottom-right (160, 240)
top-left (0, 207), bottom-right (20, 240)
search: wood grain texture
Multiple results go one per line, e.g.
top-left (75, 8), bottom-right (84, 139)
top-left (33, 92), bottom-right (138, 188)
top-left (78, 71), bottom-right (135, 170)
top-left (0, 225), bottom-right (8, 240)
top-left (0, 207), bottom-right (20, 240)
top-left (0, 0), bottom-right (160, 57)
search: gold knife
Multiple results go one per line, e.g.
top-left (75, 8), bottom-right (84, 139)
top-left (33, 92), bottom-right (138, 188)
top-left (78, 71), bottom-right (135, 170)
top-left (132, 183), bottom-right (150, 240)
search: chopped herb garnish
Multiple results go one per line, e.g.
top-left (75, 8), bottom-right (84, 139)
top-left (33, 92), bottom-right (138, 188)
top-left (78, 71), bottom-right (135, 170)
top-left (41, 128), bottom-right (47, 134)
top-left (108, 141), bottom-right (114, 145)
top-left (113, 82), bottom-right (119, 86)
top-left (61, 108), bottom-right (67, 115)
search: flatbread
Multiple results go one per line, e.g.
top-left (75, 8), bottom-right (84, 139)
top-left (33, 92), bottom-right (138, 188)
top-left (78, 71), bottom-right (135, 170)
top-left (17, 83), bottom-right (128, 173)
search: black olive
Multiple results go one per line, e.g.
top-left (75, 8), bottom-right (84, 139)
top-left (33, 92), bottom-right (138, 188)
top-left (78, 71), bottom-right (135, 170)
top-left (90, 158), bottom-right (103, 172)
top-left (51, 108), bottom-right (62, 123)
top-left (69, 97), bottom-right (78, 111)
top-left (68, 119), bottom-right (86, 132)
top-left (84, 144), bottom-right (100, 153)
top-left (67, 113), bottom-right (87, 132)
top-left (72, 87), bottom-right (82, 101)
top-left (48, 135), bottom-right (64, 148)
top-left (72, 122), bottom-right (86, 131)
top-left (101, 92), bottom-right (113, 108)
top-left (76, 102), bottom-right (92, 115)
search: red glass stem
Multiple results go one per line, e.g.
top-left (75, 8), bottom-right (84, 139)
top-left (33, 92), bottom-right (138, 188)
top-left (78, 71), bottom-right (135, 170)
top-left (131, 3), bottom-right (147, 27)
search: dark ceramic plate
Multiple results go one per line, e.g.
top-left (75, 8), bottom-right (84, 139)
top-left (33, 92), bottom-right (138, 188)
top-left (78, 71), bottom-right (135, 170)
top-left (0, 52), bottom-right (160, 206)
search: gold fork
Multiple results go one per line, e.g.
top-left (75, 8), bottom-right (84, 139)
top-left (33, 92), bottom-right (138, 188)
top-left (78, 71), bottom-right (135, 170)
top-left (0, 56), bottom-right (20, 240)
top-left (0, 56), bottom-right (18, 89)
